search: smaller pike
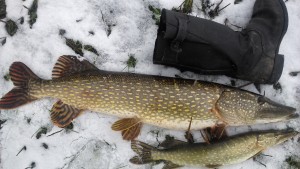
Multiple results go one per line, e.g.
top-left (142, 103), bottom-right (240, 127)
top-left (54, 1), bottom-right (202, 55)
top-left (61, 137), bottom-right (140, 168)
top-left (130, 130), bottom-right (299, 168)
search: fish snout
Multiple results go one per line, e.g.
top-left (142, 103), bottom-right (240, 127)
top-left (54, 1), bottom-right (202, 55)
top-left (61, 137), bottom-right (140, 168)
top-left (274, 106), bottom-right (298, 120)
top-left (276, 130), bottom-right (299, 142)
top-left (256, 96), bottom-right (298, 122)
top-left (287, 112), bottom-right (299, 120)
top-left (256, 130), bottom-right (299, 147)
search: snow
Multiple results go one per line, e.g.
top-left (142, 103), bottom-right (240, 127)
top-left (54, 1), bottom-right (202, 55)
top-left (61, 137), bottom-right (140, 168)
top-left (0, 0), bottom-right (299, 169)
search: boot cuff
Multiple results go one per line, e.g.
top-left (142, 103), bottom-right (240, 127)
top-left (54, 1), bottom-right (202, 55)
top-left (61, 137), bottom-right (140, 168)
top-left (159, 9), bottom-right (189, 41)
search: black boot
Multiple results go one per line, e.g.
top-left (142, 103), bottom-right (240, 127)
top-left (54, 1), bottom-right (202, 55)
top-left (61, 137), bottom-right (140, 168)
top-left (0, 0), bottom-right (6, 19)
top-left (153, 0), bottom-right (288, 84)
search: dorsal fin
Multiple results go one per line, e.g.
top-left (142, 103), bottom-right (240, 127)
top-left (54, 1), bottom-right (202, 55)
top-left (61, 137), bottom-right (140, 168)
top-left (52, 55), bottom-right (99, 79)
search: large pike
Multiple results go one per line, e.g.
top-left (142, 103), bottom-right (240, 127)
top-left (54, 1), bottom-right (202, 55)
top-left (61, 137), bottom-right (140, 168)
top-left (0, 55), bottom-right (297, 140)
top-left (130, 130), bottom-right (299, 168)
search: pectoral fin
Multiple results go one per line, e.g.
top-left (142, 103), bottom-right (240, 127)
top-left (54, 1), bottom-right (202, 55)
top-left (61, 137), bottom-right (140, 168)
top-left (50, 100), bottom-right (83, 128)
top-left (111, 117), bottom-right (142, 140)
top-left (162, 161), bottom-right (182, 169)
top-left (184, 116), bottom-right (194, 143)
top-left (209, 124), bottom-right (228, 142)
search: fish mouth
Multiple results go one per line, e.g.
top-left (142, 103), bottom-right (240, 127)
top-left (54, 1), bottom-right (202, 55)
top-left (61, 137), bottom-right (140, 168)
top-left (277, 130), bottom-right (299, 142)
top-left (281, 107), bottom-right (298, 120)
top-left (278, 107), bottom-right (298, 120)
top-left (286, 113), bottom-right (299, 120)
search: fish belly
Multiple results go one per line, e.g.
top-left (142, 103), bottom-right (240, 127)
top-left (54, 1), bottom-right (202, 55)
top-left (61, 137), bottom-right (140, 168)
top-left (141, 113), bottom-right (218, 130)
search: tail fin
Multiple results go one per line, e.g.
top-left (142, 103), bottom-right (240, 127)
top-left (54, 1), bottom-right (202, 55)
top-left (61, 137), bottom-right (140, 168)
top-left (9, 62), bottom-right (39, 87)
top-left (0, 62), bottom-right (40, 109)
top-left (130, 140), bottom-right (156, 164)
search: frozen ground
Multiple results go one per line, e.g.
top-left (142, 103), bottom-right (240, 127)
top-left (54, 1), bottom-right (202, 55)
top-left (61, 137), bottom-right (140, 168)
top-left (0, 0), bottom-right (299, 169)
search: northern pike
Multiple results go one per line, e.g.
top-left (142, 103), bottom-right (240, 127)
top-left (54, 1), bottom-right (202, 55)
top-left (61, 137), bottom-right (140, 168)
top-left (0, 55), bottom-right (298, 140)
top-left (130, 130), bottom-right (299, 168)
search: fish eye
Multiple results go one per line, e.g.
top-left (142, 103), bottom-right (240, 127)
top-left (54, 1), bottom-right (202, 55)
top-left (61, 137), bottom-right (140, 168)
top-left (257, 96), bottom-right (265, 105)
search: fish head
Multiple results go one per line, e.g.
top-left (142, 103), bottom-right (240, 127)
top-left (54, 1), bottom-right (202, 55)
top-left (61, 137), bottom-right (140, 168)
top-left (256, 130), bottom-right (299, 148)
top-left (215, 90), bottom-right (298, 125)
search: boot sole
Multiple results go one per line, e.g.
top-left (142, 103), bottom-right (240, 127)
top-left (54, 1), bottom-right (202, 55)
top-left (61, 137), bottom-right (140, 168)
top-left (268, 0), bottom-right (288, 84)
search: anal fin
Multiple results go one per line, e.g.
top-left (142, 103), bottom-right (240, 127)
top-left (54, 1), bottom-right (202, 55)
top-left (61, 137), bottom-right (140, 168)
top-left (111, 117), bottom-right (142, 140)
top-left (50, 100), bottom-right (83, 128)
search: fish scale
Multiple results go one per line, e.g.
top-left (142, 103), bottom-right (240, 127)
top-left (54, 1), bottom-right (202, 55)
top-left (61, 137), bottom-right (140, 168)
top-left (29, 72), bottom-right (221, 130)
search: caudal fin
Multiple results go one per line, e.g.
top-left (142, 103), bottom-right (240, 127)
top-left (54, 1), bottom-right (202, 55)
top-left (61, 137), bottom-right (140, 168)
top-left (130, 140), bottom-right (156, 164)
top-left (0, 62), bottom-right (40, 109)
